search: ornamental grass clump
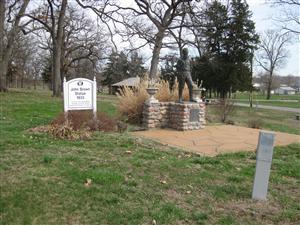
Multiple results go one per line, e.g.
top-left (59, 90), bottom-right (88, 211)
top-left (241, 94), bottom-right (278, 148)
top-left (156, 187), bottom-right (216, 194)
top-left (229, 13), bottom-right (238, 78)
top-left (117, 78), bottom-right (189, 124)
top-left (117, 79), bottom-right (148, 124)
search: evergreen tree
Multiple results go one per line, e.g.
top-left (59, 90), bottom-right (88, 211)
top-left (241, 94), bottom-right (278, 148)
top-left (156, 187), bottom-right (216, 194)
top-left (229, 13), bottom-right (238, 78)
top-left (41, 57), bottom-right (53, 90)
top-left (193, 0), bottom-right (259, 98)
top-left (102, 51), bottom-right (146, 94)
top-left (196, 0), bottom-right (230, 97)
top-left (225, 0), bottom-right (259, 93)
top-left (128, 51), bottom-right (147, 78)
top-left (192, 55), bottom-right (215, 97)
top-left (160, 54), bottom-right (177, 90)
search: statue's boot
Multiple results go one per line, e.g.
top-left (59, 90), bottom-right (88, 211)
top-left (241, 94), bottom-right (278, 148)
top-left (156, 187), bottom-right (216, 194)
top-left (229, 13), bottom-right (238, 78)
top-left (189, 89), bottom-right (196, 102)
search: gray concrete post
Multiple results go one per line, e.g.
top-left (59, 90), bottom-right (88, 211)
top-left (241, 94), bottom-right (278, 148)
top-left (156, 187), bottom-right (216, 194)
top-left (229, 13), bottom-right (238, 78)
top-left (252, 131), bottom-right (275, 200)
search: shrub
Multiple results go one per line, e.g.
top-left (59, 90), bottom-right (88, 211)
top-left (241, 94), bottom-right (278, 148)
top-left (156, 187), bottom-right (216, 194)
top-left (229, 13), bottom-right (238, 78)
top-left (49, 120), bottom-right (92, 140)
top-left (51, 111), bottom-right (117, 132)
top-left (47, 111), bottom-right (118, 140)
top-left (248, 118), bottom-right (262, 129)
top-left (215, 98), bottom-right (235, 123)
top-left (43, 155), bottom-right (55, 164)
top-left (117, 78), bottom-right (189, 124)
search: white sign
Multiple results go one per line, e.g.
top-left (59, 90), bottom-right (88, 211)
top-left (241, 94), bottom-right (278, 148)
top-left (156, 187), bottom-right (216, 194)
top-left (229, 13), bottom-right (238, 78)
top-left (63, 77), bottom-right (97, 114)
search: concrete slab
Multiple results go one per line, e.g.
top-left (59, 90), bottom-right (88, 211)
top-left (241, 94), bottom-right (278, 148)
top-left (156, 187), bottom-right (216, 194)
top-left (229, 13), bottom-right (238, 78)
top-left (133, 125), bottom-right (300, 156)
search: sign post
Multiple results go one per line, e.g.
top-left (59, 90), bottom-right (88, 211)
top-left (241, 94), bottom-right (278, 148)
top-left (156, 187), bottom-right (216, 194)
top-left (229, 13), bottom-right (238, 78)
top-left (93, 76), bottom-right (97, 120)
top-left (252, 131), bottom-right (275, 200)
top-left (63, 77), bottom-right (97, 120)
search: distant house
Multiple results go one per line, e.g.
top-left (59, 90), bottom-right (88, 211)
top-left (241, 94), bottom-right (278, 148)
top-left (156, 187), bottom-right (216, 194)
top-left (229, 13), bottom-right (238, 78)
top-left (111, 76), bottom-right (140, 95)
top-left (253, 83), bottom-right (261, 90)
top-left (274, 85), bottom-right (296, 95)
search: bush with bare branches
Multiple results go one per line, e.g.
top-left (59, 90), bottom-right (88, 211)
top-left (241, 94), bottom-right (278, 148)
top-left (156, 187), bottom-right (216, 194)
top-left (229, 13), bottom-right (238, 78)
top-left (216, 98), bottom-right (236, 123)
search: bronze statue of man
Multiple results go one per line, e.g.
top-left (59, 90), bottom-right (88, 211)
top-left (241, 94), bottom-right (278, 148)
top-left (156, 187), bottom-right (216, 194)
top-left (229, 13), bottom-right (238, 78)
top-left (176, 48), bottom-right (195, 103)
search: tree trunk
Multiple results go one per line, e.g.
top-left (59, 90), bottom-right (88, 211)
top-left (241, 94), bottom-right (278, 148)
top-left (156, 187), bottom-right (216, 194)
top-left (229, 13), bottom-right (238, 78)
top-left (21, 71), bottom-right (24, 88)
top-left (249, 89), bottom-right (253, 108)
top-left (52, 0), bottom-right (68, 97)
top-left (266, 71), bottom-right (273, 100)
top-left (52, 42), bottom-right (61, 96)
top-left (34, 76), bottom-right (36, 90)
top-left (0, 0), bottom-right (30, 92)
top-left (149, 31), bottom-right (165, 79)
top-left (0, 60), bottom-right (8, 91)
top-left (0, 0), bottom-right (6, 91)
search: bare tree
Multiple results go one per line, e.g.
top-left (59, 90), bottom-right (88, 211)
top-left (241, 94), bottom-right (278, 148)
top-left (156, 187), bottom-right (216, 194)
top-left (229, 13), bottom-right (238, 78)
top-left (9, 33), bottom-right (38, 88)
top-left (0, 0), bottom-right (30, 92)
top-left (79, 0), bottom-right (192, 79)
top-left (258, 72), bottom-right (281, 94)
top-left (61, 8), bottom-right (108, 80)
top-left (25, 0), bottom-right (68, 97)
top-left (268, 0), bottom-right (300, 34)
top-left (256, 30), bottom-right (290, 99)
top-left (283, 74), bottom-right (299, 88)
top-left (24, 0), bottom-right (110, 96)
top-left (123, 0), bottom-right (192, 79)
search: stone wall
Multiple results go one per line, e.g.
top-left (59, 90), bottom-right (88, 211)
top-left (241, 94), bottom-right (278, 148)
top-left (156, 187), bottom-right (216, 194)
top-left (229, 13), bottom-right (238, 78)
top-left (143, 101), bottom-right (205, 131)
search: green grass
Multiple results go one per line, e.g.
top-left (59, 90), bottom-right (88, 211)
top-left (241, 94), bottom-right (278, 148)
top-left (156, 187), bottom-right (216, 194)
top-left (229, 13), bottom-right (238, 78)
top-left (0, 89), bottom-right (300, 224)
top-left (226, 91), bottom-right (300, 108)
top-left (235, 92), bottom-right (300, 101)
top-left (235, 100), bottom-right (300, 109)
top-left (206, 105), bottom-right (300, 135)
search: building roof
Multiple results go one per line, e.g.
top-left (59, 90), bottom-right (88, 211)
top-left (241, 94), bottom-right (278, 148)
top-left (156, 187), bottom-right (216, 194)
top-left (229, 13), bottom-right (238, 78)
top-left (276, 86), bottom-right (296, 91)
top-left (112, 77), bottom-right (140, 87)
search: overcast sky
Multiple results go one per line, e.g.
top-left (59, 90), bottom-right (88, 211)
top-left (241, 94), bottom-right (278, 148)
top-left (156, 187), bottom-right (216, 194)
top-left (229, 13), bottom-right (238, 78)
top-left (29, 0), bottom-right (298, 77)
top-left (247, 0), bottom-right (299, 76)
top-left (138, 0), bottom-right (300, 77)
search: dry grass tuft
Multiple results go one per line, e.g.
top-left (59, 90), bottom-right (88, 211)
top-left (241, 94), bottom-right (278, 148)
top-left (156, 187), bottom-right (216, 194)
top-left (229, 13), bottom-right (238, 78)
top-left (248, 118), bottom-right (262, 129)
top-left (117, 78), bottom-right (189, 124)
top-left (117, 79), bottom-right (149, 124)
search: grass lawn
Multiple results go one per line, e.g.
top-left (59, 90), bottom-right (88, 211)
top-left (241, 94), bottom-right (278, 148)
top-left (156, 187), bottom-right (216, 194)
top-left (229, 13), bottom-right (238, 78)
top-left (0, 89), bottom-right (299, 225)
top-left (235, 92), bottom-right (300, 101)
top-left (206, 105), bottom-right (300, 135)
top-left (232, 92), bottom-right (300, 108)
top-left (235, 100), bottom-right (300, 109)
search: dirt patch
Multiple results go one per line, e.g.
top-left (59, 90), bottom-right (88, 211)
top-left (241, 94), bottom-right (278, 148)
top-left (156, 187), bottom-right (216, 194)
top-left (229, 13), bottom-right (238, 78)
top-left (214, 198), bottom-right (283, 223)
top-left (133, 125), bottom-right (300, 156)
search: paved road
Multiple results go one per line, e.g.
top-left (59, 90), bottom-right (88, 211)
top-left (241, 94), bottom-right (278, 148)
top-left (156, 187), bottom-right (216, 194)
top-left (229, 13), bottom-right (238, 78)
top-left (235, 103), bottom-right (300, 113)
top-left (237, 99), bottom-right (299, 102)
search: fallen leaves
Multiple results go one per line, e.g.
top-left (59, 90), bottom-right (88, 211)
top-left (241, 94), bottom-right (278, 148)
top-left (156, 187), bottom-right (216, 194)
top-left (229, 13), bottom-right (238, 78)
top-left (84, 178), bottom-right (92, 187)
top-left (160, 180), bottom-right (167, 184)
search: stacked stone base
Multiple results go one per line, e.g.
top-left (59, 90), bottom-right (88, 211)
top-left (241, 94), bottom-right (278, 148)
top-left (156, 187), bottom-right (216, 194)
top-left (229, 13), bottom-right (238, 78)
top-left (143, 101), bottom-right (205, 131)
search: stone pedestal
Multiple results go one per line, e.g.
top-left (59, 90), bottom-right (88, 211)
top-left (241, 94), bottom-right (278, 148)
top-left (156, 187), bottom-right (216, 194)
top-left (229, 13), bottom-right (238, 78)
top-left (143, 101), bottom-right (205, 131)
